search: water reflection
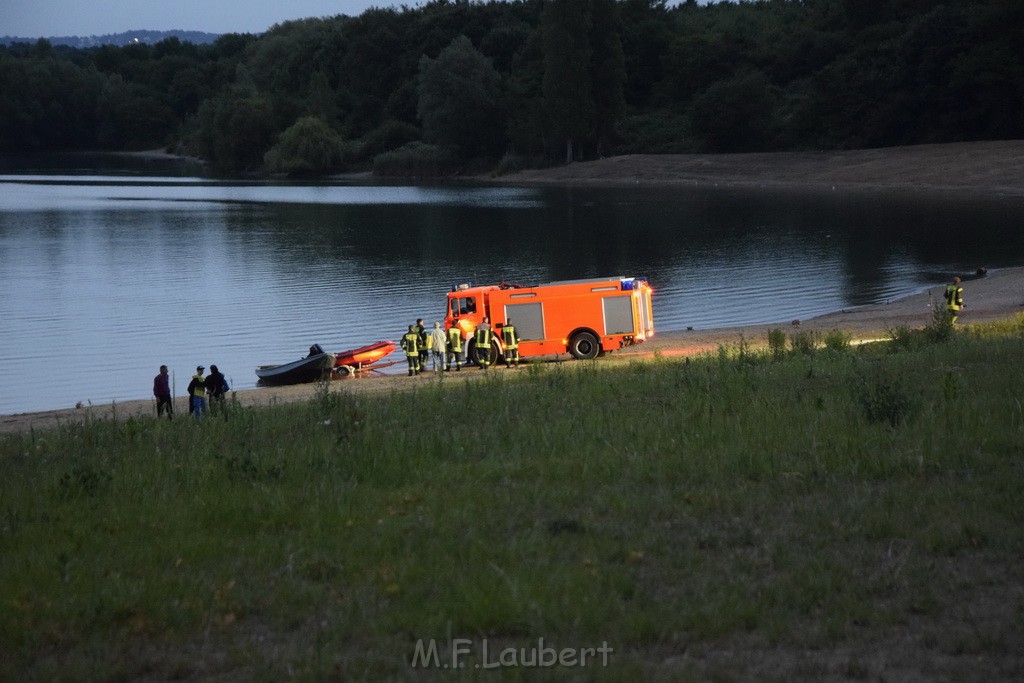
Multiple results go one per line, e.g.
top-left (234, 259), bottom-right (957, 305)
top-left (1, 174), bottom-right (1022, 415)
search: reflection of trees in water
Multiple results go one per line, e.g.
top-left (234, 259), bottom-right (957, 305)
top-left (223, 186), bottom-right (1023, 309)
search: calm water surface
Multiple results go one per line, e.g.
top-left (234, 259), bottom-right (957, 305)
top-left (2, 170), bottom-right (1022, 415)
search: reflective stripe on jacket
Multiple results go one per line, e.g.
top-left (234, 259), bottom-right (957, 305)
top-left (945, 284), bottom-right (963, 311)
top-left (402, 331), bottom-right (420, 356)
top-left (502, 325), bottom-right (518, 349)
top-left (447, 327), bottom-right (463, 352)
top-left (475, 325), bottom-right (492, 347)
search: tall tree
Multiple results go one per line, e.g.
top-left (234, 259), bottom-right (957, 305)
top-left (417, 35), bottom-right (503, 158)
top-left (542, 0), bottom-right (593, 163)
top-left (589, 0), bottom-right (626, 156)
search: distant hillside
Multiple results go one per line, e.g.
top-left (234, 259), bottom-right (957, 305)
top-left (0, 30), bottom-right (221, 47)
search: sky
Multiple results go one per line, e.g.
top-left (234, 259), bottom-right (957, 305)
top-left (1, 1), bottom-right (413, 38)
top-left (3, 1), bottom-right (703, 40)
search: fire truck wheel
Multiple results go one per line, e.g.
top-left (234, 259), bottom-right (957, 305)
top-left (569, 332), bottom-right (600, 360)
top-left (469, 340), bottom-right (503, 367)
top-left (491, 339), bottom-right (505, 366)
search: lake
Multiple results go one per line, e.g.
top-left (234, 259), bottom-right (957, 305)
top-left (2, 164), bottom-right (1023, 415)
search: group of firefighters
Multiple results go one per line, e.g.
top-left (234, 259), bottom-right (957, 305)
top-left (400, 316), bottom-right (521, 376)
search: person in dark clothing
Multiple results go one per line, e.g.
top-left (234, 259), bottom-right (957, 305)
top-left (204, 364), bottom-right (229, 411)
top-left (474, 317), bottom-right (493, 369)
top-left (153, 364), bottom-right (173, 419)
top-left (502, 318), bottom-right (520, 367)
top-left (414, 318), bottom-right (428, 373)
top-left (402, 325), bottom-right (421, 376)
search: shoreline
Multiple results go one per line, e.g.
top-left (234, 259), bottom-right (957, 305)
top-left (69, 140), bottom-right (1024, 198)
top-left (5, 267), bottom-right (1021, 434)
top-left (488, 141), bottom-right (1024, 197)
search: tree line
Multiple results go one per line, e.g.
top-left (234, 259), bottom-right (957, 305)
top-left (0, 0), bottom-right (1020, 176)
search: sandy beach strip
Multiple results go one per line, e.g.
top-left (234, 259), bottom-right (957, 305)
top-left (3, 266), bottom-right (1020, 435)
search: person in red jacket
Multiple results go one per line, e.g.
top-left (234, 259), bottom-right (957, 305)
top-left (153, 365), bottom-right (173, 419)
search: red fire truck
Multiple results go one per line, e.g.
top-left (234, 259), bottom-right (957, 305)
top-left (444, 276), bottom-right (655, 364)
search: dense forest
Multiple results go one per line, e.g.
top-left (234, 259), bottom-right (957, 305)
top-left (0, 0), bottom-right (1021, 176)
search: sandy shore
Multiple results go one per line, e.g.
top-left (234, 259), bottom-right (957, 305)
top-left (3, 266), bottom-right (1020, 435)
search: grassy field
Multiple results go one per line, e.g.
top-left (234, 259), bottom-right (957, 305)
top-left (2, 316), bottom-right (1023, 681)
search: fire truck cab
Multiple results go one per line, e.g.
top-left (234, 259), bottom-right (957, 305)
top-left (444, 276), bottom-right (654, 364)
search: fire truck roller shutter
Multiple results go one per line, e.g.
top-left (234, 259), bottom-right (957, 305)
top-left (504, 302), bottom-right (544, 341)
top-left (602, 295), bottom-right (634, 335)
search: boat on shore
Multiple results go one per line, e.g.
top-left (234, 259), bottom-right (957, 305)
top-left (333, 340), bottom-right (397, 370)
top-left (256, 345), bottom-right (336, 385)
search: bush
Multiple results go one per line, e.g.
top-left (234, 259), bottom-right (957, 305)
top-left (263, 116), bottom-right (346, 176)
top-left (923, 306), bottom-right (955, 343)
top-left (613, 109), bottom-right (694, 154)
top-left (351, 119), bottom-right (421, 163)
top-left (372, 142), bottom-right (459, 177)
top-left (886, 325), bottom-right (919, 351)
top-left (690, 71), bottom-right (777, 152)
top-left (823, 329), bottom-right (852, 352)
top-left (767, 329), bottom-right (787, 360)
top-left (855, 376), bottom-right (917, 427)
top-left (493, 153), bottom-right (545, 176)
top-left (790, 330), bottom-right (819, 356)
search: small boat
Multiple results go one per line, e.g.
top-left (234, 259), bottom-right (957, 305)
top-left (256, 345), bottom-right (336, 385)
top-left (333, 340), bottom-right (397, 369)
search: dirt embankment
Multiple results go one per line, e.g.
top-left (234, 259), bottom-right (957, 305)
top-left (494, 141), bottom-right (1024, 197)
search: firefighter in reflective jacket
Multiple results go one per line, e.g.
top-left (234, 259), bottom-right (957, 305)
top-left (401, 325), bottom-right (421, 376)
top-left (944, 276), bottom-right (964, 324)
top-left (474, 317), bottom-right (493, 369)
top-left (502, 318), bottom-right (520, 368)
top-left (414, 318), bottom-right (428, 372)
top-left (447, 322), bottom-right (464, 371)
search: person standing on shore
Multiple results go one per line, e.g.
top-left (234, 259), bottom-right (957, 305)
top-left (153, 365), bottom-right (173, 419)
top-left (187, 366), bottom-right (207, 417)
top-left (446, 320), bottom-right (464, 371)
top-left (501, 318), bottom-right (520, 368)
top-left (204, 364), bottom-right (229, 412)
top-left (429, 322), bottom-right (447, 374)
top-left (402, 325), bottom-right (421, 376)
top-left (944, 276), bottom-right (965, 323)
top-left (474, 317), bottom-right (493, 369)
top-left (414, 318), bottom-right (428, 373)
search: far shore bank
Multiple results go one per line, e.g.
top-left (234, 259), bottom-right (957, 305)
top-left (91, 140), bottom-right (1024, 198)
top-left (4, 266), bottom-right (1021, 435)
top-left (490, 141), bottom-right (1024, 197)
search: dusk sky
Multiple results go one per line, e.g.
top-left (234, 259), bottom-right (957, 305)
top-left (3, 1), bottom-right (701, 40)
top-left (2, 1), bottom-right (413, 38)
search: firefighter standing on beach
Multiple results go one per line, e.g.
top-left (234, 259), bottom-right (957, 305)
top-left (474, 317), bottom-right (493, 369)
top-left (944, 276), bottom-right (965, 324)
top-left (447, 321), bottom-right (464, 371)
top-left (502, 318), bottom-right (520, 367)
top-left (414, 318), bottom-right (428, 372)
top-left (402, 325), bottom-right (421, 376)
